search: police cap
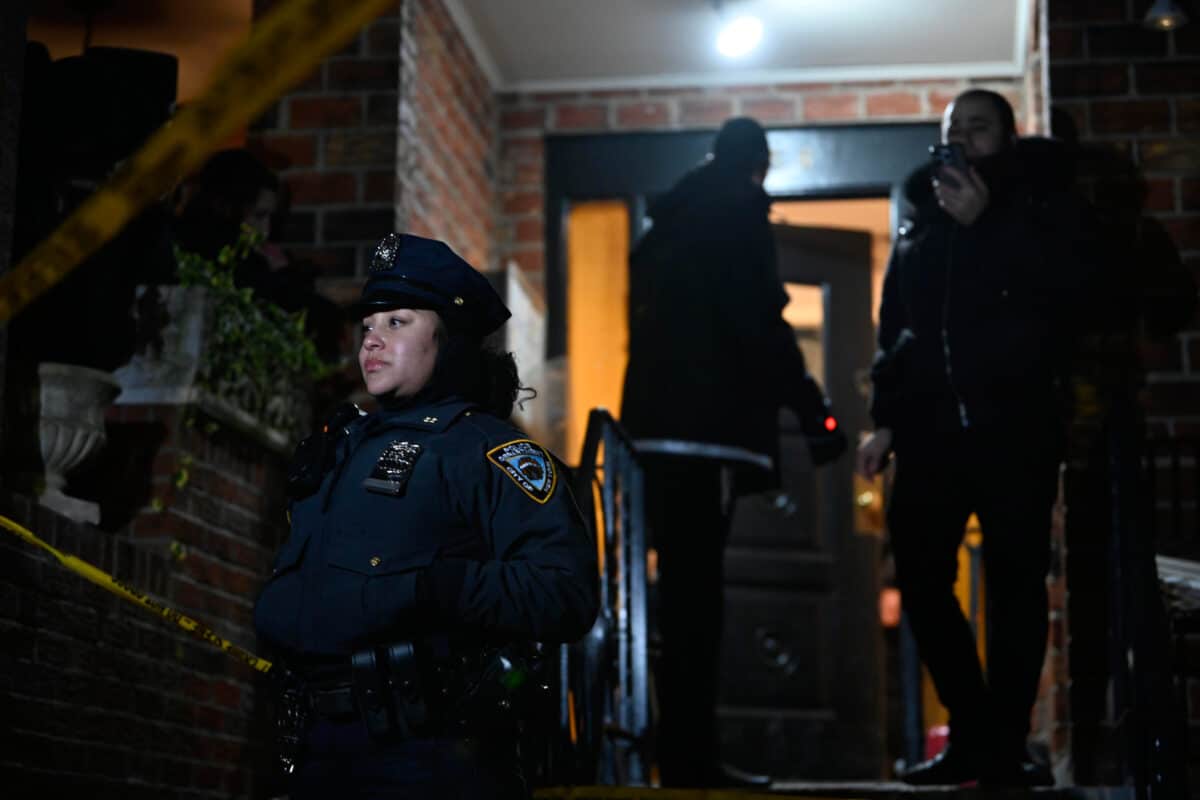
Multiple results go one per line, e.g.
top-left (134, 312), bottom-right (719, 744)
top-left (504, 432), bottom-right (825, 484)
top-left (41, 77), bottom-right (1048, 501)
top-left (349, 233), bottom-right (511, 337)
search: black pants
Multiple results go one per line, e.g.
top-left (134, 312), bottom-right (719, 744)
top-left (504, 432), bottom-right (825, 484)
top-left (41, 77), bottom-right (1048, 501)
top-left (888, 426), bottom-right (1061, 760)
top-left (644, 459), bottom-right (730, 787)
top-left (291, 719), bottom-right (527, 799)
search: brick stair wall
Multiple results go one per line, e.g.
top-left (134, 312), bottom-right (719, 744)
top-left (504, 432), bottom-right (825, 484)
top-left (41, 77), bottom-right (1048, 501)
top-left (0, 403), bottom-right (290, 798)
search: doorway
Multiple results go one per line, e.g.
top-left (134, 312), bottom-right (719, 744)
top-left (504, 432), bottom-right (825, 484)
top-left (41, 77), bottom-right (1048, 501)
top-left (547, 122), bottom-right (940, 780)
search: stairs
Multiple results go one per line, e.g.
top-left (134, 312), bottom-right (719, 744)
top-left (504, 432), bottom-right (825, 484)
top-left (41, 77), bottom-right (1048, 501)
top-left (535, 783), bottom-right (1133, 799)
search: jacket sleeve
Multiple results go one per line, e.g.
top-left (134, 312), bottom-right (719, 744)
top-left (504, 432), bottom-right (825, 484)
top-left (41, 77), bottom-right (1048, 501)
top-left (418, 439), bottom-right (599, 643)
top-left (869, 239), bottom-right (908, 430)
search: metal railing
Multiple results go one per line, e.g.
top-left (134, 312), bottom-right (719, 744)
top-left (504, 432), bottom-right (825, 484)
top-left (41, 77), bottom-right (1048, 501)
top-left (1144, 436), bottom-right (1200, 561)
top-left (554, 408), bottom-right (651, 785)
top-left (1105, 418), bottom-right (1191, 799)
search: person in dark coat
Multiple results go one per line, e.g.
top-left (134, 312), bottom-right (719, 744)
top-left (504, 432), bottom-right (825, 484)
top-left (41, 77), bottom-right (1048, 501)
top-left (174, 148), bottom-right (345, 360)
top-left (620, 117), bottom-right (843, 788)
top-left (254, 233), bottom-right (599, 799)
top-left (857, 90), bottom-right (1096, 787)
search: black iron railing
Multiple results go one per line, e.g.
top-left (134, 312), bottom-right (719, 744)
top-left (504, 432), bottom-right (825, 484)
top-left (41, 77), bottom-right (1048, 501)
top-left (552, 408), bottom-right (650, 786)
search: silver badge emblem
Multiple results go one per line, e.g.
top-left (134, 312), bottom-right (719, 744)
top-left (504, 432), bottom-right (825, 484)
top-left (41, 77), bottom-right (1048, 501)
top-left (363, 441), bottom-right (422, 495)
top-left (370, 233), bottom-right (401, 273)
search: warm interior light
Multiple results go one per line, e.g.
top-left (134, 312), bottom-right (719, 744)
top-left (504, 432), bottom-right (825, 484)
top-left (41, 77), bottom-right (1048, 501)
top-left (716, 15), bottom-right (763, 57)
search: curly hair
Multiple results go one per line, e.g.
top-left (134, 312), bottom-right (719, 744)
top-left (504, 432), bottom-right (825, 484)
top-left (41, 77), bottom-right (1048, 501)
top-left (429, 320), bottom-right (527, 419)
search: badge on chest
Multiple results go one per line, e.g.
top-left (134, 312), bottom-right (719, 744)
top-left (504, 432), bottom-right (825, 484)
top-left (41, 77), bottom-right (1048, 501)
top-left (364, 441), bottom-right (423, 495)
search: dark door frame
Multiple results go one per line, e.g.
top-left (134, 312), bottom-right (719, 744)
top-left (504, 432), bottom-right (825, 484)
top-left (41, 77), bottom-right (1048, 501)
top-left (543, 121), bottom-right (941, 357)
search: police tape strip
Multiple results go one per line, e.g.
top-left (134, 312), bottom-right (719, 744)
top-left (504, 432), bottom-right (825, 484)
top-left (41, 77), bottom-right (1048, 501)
top-left (0, 514), bottom-right (275, 675)
top-left (0, 0), bottom-right (398, 322)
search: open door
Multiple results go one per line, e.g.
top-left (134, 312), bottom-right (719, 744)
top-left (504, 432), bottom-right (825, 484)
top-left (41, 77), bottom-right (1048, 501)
top-left (718, 223), bottom-right (882, 779)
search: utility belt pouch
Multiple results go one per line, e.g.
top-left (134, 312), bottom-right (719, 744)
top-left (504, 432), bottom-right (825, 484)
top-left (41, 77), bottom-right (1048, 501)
top-left (383, 641), bottom-right (428, 737)
top-left (350, 642), bottom-right (429, 741)
top-left (350, 648), bottom-right (393, 739)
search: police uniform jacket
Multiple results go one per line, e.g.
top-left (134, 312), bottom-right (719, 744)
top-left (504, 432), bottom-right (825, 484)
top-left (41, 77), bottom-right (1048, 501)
top-left (254, 395), bottom-right (599, 659)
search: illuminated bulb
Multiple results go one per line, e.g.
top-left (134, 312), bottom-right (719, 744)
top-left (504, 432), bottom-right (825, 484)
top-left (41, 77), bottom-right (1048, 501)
top-left (1143, 0), bottom-right (1188, 30)
top-left (717, 16), bottom-right (763, 58)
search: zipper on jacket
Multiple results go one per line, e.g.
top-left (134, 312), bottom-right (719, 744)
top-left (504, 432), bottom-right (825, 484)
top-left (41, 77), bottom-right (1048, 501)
top-left (941, 226), bottom-right (971, 429)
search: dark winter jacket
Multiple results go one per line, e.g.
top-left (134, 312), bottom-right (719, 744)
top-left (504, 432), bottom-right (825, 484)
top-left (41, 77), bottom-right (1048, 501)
top-left (870, 137), bottom-right (1097, 445)
top-left (619, 160), bottom-right (820, 472)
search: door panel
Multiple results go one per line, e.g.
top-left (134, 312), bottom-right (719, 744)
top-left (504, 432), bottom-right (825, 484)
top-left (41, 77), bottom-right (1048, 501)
top-left (718, 223), bottom-right (882, 779)
top-left (720, 587), bottom-right (829, 708)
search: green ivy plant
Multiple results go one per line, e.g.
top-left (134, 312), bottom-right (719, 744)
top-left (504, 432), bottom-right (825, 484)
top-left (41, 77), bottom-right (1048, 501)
top-left (174, 230), bottom-right (335, 438)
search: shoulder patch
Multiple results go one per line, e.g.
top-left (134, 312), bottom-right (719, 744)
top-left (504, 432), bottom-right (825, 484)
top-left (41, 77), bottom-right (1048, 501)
top-left (487, 439), bottom-right (557, 504)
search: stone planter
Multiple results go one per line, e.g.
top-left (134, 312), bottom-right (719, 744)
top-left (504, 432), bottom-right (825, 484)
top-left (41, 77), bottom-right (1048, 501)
top-left (114, 284), bottom-right (310, 453)
top-left (36, 362), bottom-right (122, 524)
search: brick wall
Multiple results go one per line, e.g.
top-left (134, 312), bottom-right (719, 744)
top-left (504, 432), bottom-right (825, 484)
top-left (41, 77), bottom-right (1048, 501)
top-left (496, 77), bottom-right (1029, 298)
top-left (245, 0), bottom-right (497, 301)
top-left (0, 404), bottom-right (289, 797)
top-left (398, 0), bottom-right (497, 271)
top-left (1049, 0), bottom-right (1200, 429)
top-left (1048, 0), bottom-right (1200, 786)
top-left (245, 2), bottom-right (402, 293)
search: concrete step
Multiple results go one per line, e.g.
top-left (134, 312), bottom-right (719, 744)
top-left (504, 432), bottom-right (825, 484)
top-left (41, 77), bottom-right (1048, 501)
top-left (535, 783), bottom-right (1133, 800)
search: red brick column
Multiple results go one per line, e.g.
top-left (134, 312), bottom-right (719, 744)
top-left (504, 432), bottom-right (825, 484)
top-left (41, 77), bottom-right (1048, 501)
top-left (398, 0), bottom-right (497, 271)
top-left (246, 3), bottom-right (402, 285)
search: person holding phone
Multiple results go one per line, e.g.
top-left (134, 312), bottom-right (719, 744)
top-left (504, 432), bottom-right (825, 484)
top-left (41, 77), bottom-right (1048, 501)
top-left (857, 90), bottom-right (1096, 787)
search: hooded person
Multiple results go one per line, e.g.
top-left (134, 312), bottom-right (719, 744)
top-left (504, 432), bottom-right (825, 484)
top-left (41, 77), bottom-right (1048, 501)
top-left (619, 116), bottom-right (845, 788)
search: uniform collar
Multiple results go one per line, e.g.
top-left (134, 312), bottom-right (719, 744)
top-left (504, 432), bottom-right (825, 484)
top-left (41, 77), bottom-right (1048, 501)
top-left (366, 394), bottom-right (478, 434)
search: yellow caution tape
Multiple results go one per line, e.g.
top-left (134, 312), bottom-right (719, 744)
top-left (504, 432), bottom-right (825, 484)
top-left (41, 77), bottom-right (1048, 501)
top-left (0, 514), bottom-right (274, 675)
top-left (0, 0), bottom-right (397, 322)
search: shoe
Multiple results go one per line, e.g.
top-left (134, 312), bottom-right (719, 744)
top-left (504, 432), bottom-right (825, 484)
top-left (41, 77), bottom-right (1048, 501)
top-left (980, 757), bottom-right (1054, 787)
top-left (896, 744), bottom-right (980, 786)
top-left (714, 761), bottom-right (772, 788)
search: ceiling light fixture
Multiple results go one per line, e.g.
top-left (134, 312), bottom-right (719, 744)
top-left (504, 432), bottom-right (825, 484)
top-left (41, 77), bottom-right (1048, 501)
top-left (717, 15), bottom-right (763, 57)
top-left (1143, 0), bottom-right (1189, 30)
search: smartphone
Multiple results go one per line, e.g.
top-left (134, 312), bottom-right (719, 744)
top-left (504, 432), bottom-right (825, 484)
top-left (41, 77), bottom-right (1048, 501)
top-left (929, 143), bottom-right (967, 170)
top-left (929, 143), bottom-right (967, 187)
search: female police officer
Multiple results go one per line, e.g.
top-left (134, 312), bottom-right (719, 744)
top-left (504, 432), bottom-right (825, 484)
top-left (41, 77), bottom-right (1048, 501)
top-left (254, 233), bottom-right (599, 798)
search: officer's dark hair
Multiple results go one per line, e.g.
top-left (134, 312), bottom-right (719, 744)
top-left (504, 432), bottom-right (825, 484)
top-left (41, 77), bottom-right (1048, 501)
top-left (429, 317), bottom-right (525, 419)
top-left (953, 89), bottom-right (1018, 140)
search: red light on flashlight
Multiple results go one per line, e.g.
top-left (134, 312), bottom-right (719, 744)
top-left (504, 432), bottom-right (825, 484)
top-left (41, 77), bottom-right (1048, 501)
top-left (823, 416), bottom-right (838, 432)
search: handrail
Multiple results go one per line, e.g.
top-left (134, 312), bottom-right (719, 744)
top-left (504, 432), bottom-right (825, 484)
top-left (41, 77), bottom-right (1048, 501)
top-left (632, 438), bottom-right (773, 473)
top-left (563, 407), bottom-right (651, 785)
top-left (562, 414), bottom-right (777, 786)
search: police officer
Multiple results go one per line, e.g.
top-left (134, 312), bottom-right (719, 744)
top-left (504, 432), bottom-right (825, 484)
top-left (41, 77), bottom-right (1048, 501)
top-left (254, 233), bottom-right (599, 799)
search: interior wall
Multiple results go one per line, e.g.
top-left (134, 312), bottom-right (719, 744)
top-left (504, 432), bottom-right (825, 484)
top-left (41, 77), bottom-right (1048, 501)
top-left (565, 200), bottom-right (629, 460)
top-left (771, 198), bottom-right (893, 326)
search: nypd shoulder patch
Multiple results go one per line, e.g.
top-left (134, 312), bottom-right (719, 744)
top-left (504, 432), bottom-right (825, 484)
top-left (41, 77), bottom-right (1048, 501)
top-left (487, 439), bottom-right (557, 504)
